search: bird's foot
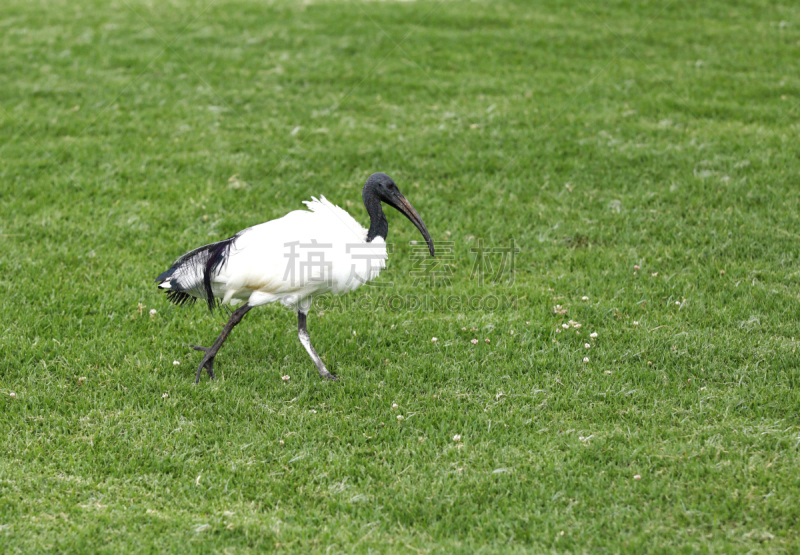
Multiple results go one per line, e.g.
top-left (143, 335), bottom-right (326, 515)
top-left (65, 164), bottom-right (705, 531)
top-left (318, 367), bottom-right (338, 381)
top-left (191, 345), bottom-right (216, 383)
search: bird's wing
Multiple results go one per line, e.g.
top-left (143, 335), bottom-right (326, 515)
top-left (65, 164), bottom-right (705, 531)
top-left (215, 198), bottom-right (375, 300)
top-left (301, 195), bottom-right (367, 240)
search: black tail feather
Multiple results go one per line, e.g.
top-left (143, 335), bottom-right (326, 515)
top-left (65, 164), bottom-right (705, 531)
top-left (203, 238), bottom-right (236, 313)
top-left (156, 234), bottom-right (238, 313)
top-left (165, 290), bottom-right (196, 307)
top-left (155, 267), bottom-right (176, 284)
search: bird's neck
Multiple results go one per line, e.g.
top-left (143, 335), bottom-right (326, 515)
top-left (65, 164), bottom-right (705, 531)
top-left (363, 187), bottom-right (388, 242)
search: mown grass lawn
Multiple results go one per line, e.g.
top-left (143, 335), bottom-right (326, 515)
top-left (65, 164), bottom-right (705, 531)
top-left (2, 0), bottom-right (800, 552)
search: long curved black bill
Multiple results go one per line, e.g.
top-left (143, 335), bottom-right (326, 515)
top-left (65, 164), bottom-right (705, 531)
top-left (392, 194), bottom-right (435, 257)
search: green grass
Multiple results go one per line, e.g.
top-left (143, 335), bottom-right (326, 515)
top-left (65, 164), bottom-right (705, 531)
top-left (2, 0), bottom-right (800, 551)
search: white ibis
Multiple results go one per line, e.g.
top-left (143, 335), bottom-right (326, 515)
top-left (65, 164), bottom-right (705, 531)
top-left (156, 172), bottom-right (434, 383)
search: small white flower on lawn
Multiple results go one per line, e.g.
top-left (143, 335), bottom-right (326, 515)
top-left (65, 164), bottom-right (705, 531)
top-left (279, 440), bottom-right (285, 445)
top-left (605, 370), bottom-right (612, 374)
top-left (526, 321), bottom-right (530, 325)
top-left (510, 330), bottom-right (514, 335)
top-left (150, 309), bottom-right (157, 315)
top-left (651, 272), bottom-right (658, 277)
top-left (555, 329), bottom-right (561, 334)
top-left (634, 265), bottom-right (640, 271)
top-left (310, 409), bottom-right (317, 413)
top-left (562, 324), bottom-right (569, 329)
top-left (431, 337), bottom-right (438, 342)
top-left (700, 386), bottom-right (707, 391)
top-left (352, 330), bottom-right (356, 335)
top-left (453, 434), bottom-right (461, 442)
top-left (392, 403), bottom-right (398, 409)
top-left (397, 415), bottom-right (404, 421)
top-left (281, 375), bottom-right (290, 382)
top-left (485, 338), bottom-right (490, 343)
top-left (675, 301), bottom-right (681, 305)
top-left (462, 327), bottom-right (467, 331)
top-left (574, 323), bottom-right (581, 329)
top-left (633, 321), bottom-right (639, 326)
top-left (582, 296), bottom-right (589, 301)
top-left (9, 392), bottom-right (15, 398)
top-left (162, 393), bottom-right (169, 398)
top-left (585, 343), bottom-right (591, 349)
top-left (583, 357), bottom-right (589, 363)
top-left (590, 332), bottom-right (598, 338)
top-left (634, 475), bottom-right (641, 480)
top-left (173, 360), bottom-right (180, 366)
top-left (471, 339), bottom-right (478, 344)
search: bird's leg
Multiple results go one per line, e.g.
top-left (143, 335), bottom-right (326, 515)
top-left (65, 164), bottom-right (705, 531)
top-left (190, 304), bottom-right (252, 383)
top-left (297, 311), bottom-right (337, 381)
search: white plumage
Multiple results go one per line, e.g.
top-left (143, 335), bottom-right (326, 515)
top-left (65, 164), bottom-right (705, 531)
top-left (156, 172), bottom-right (433, 383)
top-left (159, 196), bottom-right (386, 310)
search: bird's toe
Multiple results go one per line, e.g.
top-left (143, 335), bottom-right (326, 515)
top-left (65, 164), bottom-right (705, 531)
top-left (194, 354), bottom-right (216, 383)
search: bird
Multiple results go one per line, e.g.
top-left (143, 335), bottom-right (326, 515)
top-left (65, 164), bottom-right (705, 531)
top-left (155, 172), bottom-right (434, 383)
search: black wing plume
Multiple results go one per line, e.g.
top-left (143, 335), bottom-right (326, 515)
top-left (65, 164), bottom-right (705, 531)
top-left (155, 234), bottom-right (238, 313)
